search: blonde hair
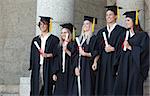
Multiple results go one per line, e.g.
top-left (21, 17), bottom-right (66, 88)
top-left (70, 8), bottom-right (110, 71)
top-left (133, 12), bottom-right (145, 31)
top-left (79, 22), bottom-right (93, 44)
top-left (59, 28), bottom-right (72, 46)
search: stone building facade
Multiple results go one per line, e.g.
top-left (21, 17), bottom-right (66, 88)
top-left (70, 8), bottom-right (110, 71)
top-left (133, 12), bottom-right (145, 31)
top-left (0, 0), bottom-right (149, 95)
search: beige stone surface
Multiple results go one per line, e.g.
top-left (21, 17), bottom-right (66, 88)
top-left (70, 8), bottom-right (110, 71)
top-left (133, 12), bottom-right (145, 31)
top-left (74, 0), bottom-right (106, 35)
top-left (36, 0), bottom-right (74, 36)
top-left (0, 0), bottom-right (36, 85)
top-left (0, 0), bottom-right (149, 95)
top-left (145, 0), bottom-right (150, 36)
top-left (0, 85), bottom-right (19, 94)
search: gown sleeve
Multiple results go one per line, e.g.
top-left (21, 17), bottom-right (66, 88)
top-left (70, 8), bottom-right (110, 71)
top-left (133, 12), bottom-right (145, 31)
top-left (130, 32), bottom-right (149, 80)
top-left (29, 38), bottom-right (35, 71)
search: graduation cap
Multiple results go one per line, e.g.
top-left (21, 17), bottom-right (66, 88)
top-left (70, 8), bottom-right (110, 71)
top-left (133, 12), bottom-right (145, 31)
top-left (84, 16), bottom-right (97, 24)
top-left (123, 9), bottom-right (140, 25)
top-left (60, 23), bottom-right (76, 41)
top-left (105, 5), bottom-right (123, 19)
top-left (39, 16), bottom-right (53, 32)
top-left (84, 16), bottom-right (97, 32)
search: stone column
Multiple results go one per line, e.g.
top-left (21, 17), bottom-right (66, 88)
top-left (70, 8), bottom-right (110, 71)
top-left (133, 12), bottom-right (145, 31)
top-left (36, 0), bottom-right (75, 36)
top-left (117, 0), bottom-right (144, 29)
top-left (145, 0), bottom-right (150, 34)
top-left (144, 1), bottom-right (150, 96)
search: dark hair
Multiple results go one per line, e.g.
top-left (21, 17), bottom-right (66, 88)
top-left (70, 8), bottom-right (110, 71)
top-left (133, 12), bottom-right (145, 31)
top-left (38, 19), bottom-right (50, 31)
top-left (106, 9), bottom-right (117, 15)
top-left (132, 19), bottom-right (143, 33)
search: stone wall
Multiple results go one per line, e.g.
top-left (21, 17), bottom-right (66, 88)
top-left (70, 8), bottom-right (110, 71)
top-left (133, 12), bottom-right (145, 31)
top-left (0, 0), bottom-right (149, 95)
top-left (0, 0), bottom-right (36, 94)
top-left (144, 0), bottom-right (150, 95)
top-left (74, 0), bottom-right (106, 35)
top-left (145, 0), bottom-right (150, 35)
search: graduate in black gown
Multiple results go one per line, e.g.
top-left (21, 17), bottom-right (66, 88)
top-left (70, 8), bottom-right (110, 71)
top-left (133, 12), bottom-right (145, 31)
top-left (29, 16), bottom-right (59, 96)
top-left (70, 16), bottom-right (98, 96)
top-left (53, 23), bottom-right (76, 96)
top-left (113, 10), bottom-right (149, 95)
top-left (94, 5), bottom-right (126, 95)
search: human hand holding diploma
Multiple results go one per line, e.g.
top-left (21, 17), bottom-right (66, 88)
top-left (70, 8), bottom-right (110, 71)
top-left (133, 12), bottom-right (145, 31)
top-left (123, 40), bottom-right (132, 51)
top-left (75, 37), bottom-right (86, 56)
top-left (62, 33), bottom-right (69, 72)
top-left (105, 45), bottom-right (115, 53)
top-left (34, 41), bottom-right (43, 53)
top-left (63, 33), bottom-right (69, 51)
top-left (75, 37), bottom-right (82, 50)
top-left (102, 32), bottom-right (109, 47)
top-left (102, 32), bottom-right (115, 52)
top-left (123, 30), bottom-right (131, 51)
top-left (34, 41), bottom-right (52, 58)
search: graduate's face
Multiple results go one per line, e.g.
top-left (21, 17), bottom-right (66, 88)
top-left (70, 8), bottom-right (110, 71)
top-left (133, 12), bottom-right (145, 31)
top-left (106, 10), bottom-right (117, 24)
top-left (125, 17), bottom-right (134, 29)
top-left (39, 21), bottom-right (49, 32)
top-left (61, 28), bottom-right (70, 40)
top-left (83, 20), bottom-right (92, 32)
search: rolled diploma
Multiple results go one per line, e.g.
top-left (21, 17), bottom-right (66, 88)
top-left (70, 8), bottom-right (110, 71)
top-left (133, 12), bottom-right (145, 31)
top-left (123, 30), bottom-right (129, 51)
top-left (34, 41), bottom-right (40, 50)
top-left (75, 37), bottom-right (81, 96)
top-left (62, 33), bottom-right (69, 72)
top-left (102, 32), bottom-right (109, 47)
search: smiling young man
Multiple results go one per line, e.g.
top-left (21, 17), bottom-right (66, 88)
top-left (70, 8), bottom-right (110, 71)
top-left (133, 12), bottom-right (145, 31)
top-left (29, 16), bottom-right (59, 96)
top-left (94, 5), bottom-right (126, 95)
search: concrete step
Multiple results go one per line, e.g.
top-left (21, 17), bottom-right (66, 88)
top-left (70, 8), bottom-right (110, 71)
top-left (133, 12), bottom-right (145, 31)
top-left (0, 94), bottom-right (19, 96)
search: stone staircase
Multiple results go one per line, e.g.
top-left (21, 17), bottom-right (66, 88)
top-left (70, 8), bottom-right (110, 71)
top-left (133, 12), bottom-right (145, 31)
top-left (0, 94), bottom-right (18, 96)
top-left (0, 77), bottom-right (30, 96)
top-left (0, 75), bottom-right (149, 96)
top-left (0, 85), bottom-right (19, 96)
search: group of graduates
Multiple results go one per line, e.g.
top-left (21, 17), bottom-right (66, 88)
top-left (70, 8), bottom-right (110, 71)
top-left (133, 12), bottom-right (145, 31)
top-left (29, 4), bottom-right (149, 96)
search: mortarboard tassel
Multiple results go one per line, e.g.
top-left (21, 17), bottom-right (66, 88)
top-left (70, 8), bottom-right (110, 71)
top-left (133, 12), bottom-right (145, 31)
top-left (92, 18), bottom-right (95, 32)
top-left (49, 19), bottom-right (52, 32)
top-left (72, 27), bottom-right (76, 41)
top-left (135, 8), bottom-right (139, 25)
top-left (117, 7), bottom-right (120, 20)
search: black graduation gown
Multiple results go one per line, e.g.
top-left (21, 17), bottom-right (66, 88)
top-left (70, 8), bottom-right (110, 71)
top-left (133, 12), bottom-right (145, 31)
top-left (113, 32), bottom-right (149, 95)
top-left (67, 41), bottom-right (79, 96)
top-left (29, 34), bottom-right (59, 96)
top-left (53, 42), bottom-right (72, 96)
top-left (95, 25), bottom-right (126, 95)
top-left (69, 35), bottom-right (98, 96)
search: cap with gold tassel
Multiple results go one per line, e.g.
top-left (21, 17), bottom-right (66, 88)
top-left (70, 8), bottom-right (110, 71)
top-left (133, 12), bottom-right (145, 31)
top-left (84, 16), bottom-right (97, 32)
top-left (105, 5), bottom-right (123, 17)
top-left (123, 10), bottom-right (140, 25)
top-left (60, 23), bottom-right (76, 41)
top-left (49, 18), bottom-right (52, 32)
top-left (39, 16), bottom-right (53, 32)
